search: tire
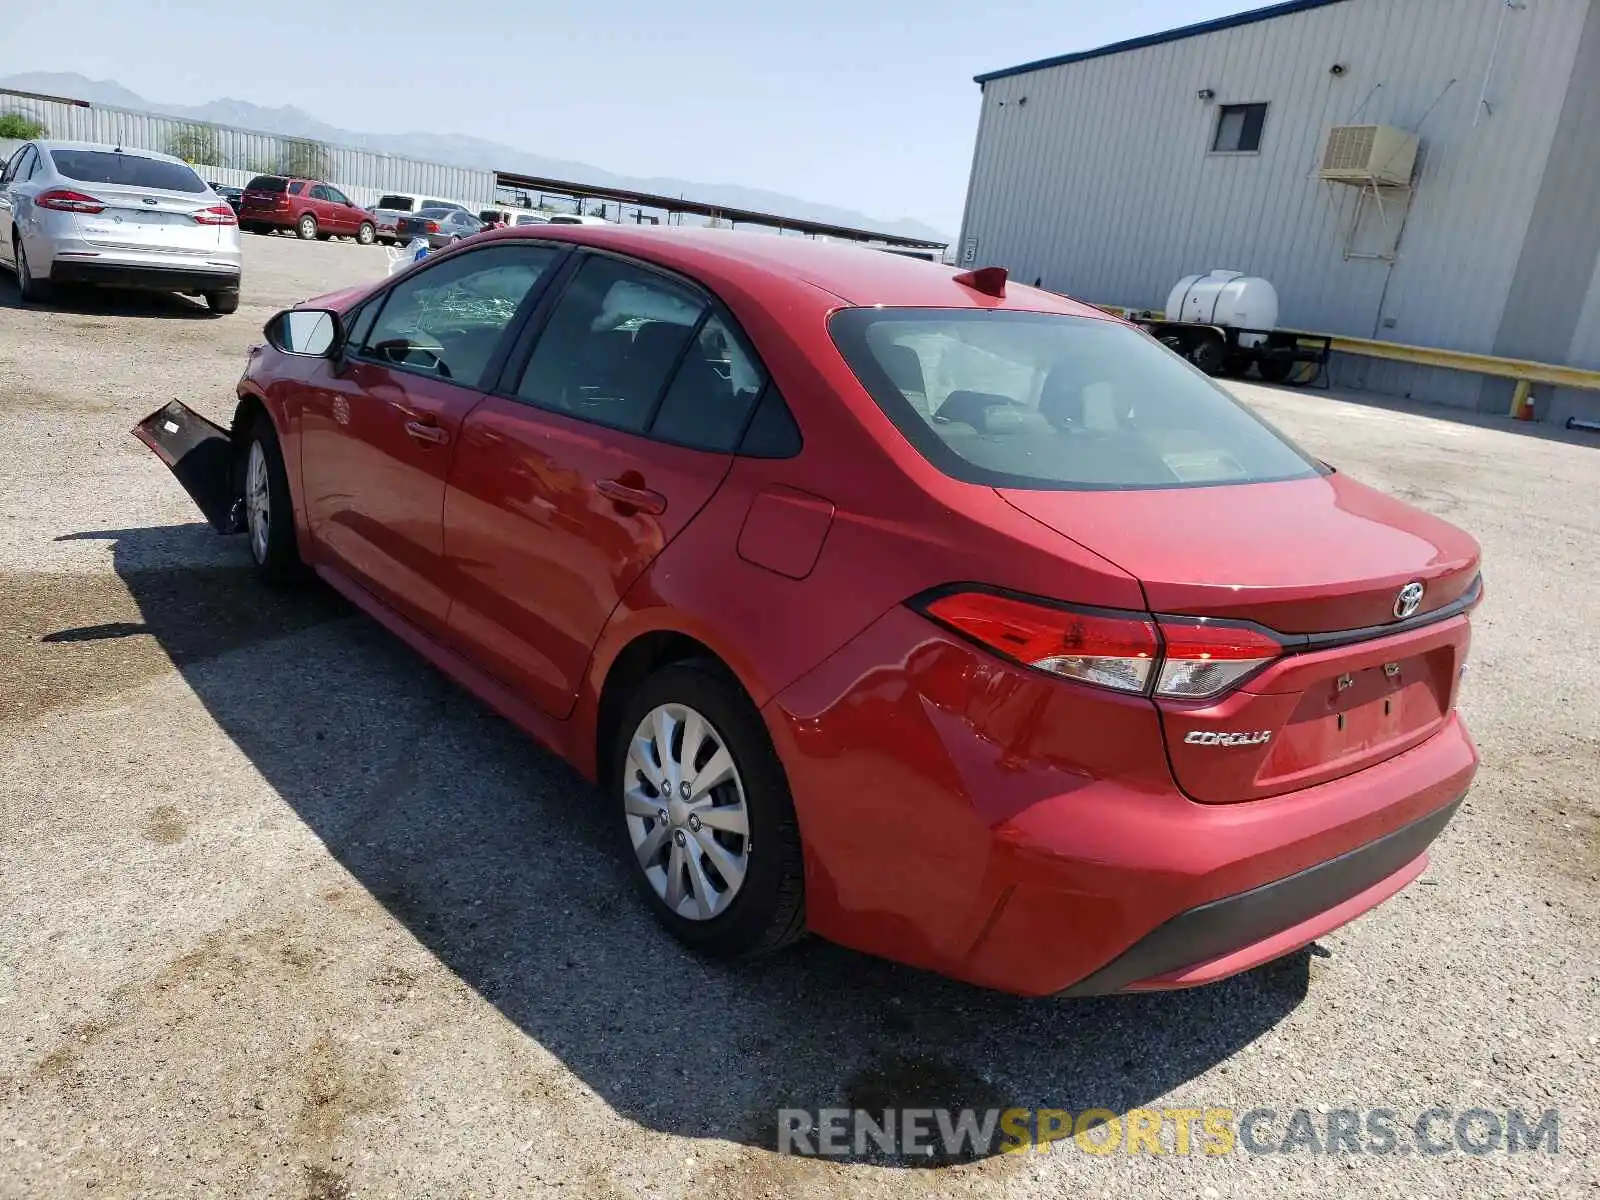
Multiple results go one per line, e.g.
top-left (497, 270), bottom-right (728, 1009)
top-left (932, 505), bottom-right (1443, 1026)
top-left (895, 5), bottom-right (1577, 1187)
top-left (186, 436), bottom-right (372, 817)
top-left (205, 288), bottom-right (241, 315)
top-left (13, 237), bottom-right (50, 302)
top-left (296, 214), bottom-right (318, 241)
top-left (242, 412), bottom-right (302, 584)
top-left (1257, 359), bottom-right (1295, 384)
top-left (1189, 330), bottom-right (1227, 376)
top-left (378, 236), bottom-right (396, 247)
top-left (612, 662), bottom-right (806, 959)
top-left (356, 222), bottom-right (376, 246)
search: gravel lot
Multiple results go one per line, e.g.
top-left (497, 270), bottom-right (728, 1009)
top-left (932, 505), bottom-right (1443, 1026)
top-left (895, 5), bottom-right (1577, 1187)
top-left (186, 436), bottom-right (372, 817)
top-left (2, 233), bottom-right (1596, 1199)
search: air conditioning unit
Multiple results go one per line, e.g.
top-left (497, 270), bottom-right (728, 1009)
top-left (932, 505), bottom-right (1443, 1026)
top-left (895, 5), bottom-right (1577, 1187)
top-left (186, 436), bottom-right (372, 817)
top-left (1319, 125), bottom-right (1418, 186)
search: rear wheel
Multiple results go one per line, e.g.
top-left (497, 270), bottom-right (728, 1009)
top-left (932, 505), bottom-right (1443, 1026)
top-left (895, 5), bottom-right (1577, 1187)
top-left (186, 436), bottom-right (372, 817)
top-left (612, 663), bottom-right (806, 959)
top-left (356, 222), bottom-right (376, 245)
top-left (1189, 329), bottom-right (1227, 376)
top-left (243, 413), bottom-right (302, 584)
top-left (205, 288), bottom-right (241, 315)
top-left (13, 237), bottom-right (49, 302)
top-left (297, 214), bottom-right (318, 240)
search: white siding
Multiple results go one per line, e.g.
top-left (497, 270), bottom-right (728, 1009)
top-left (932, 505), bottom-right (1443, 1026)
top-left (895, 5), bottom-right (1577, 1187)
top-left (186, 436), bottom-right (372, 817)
top-left (960, 0), bottom-right (1592, 407)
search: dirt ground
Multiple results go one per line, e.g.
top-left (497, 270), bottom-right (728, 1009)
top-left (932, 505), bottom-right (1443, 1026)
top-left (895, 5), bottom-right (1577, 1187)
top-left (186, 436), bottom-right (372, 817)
top-left (1, 234), bottom-right (1596, 1199)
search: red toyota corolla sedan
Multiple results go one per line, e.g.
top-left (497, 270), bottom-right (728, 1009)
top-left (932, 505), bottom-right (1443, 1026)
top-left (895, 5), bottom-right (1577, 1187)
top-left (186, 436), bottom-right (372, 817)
top-left (136, 226), bottom-right (1481, 996)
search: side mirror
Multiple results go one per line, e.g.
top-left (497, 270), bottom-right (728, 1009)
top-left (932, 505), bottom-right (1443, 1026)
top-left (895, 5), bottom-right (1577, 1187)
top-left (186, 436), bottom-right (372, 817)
top-left (266, 308), bottom-right (342, 357)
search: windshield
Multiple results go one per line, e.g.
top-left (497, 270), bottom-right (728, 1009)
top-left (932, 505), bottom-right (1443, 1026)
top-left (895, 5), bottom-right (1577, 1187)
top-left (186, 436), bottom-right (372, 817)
top-left (829, 308), bottom-right (1324, 491)
top-left (52, 150), bottom-right (206, 194)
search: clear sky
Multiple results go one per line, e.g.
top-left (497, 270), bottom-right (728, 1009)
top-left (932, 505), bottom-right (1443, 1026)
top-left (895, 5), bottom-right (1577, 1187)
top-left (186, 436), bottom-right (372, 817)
top-left (0, 0), bottom-right (1258, 235)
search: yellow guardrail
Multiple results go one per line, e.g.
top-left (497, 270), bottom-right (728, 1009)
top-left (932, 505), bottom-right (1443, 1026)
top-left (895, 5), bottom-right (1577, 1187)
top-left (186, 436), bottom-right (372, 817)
top-left (1094, 306), bottom-right (1600, 417)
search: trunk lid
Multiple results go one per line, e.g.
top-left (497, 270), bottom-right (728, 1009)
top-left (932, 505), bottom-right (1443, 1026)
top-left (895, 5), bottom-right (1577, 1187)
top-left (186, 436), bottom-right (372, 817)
top-left (1001, 473), bottom-right (1481, 802)
top-left (75, 186), bottom-right (224, 255)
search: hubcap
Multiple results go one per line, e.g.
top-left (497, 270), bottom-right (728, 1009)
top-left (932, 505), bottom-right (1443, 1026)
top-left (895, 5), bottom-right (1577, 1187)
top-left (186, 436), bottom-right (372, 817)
top-left (301, 218), bottom-right (315, 237)
top-left (246, 440), bottom-right (271, 564)
top-left (623, 702), bottom-right (751, 921)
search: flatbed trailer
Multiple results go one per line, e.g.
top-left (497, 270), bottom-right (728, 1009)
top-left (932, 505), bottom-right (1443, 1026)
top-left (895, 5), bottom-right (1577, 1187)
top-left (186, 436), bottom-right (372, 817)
top-left (1116, 309), bottom-right (1332, 385)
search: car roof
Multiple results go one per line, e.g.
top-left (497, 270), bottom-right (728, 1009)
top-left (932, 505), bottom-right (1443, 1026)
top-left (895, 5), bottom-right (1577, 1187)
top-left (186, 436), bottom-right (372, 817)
top-left (471, 224), bottom-right (1105, 314)
top-left (34, 140), bottom-right (191, 166)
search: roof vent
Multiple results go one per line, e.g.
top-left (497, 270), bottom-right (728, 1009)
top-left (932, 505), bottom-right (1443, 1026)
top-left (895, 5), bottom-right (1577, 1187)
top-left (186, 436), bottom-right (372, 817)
top-left (954, 266), bottom-right (1007, 297)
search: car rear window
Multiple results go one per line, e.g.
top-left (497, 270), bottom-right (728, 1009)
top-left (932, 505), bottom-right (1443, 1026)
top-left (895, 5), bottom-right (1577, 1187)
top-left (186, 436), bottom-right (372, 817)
top-left (829, 308), bottom-right (1325, 491)
top-left (51, 150), bottom-right (206, 194)
top-left (377, 195), bottom-right (414, 211)
top-left (246, 175), bottom-right (289, 193)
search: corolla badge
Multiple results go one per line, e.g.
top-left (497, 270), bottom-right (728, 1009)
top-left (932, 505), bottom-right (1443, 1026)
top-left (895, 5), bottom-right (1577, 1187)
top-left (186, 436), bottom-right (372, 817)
top-left (1184, 731), bottom-right (1272, 747)
top-left (1394, 581), bottom-right (1425, 620)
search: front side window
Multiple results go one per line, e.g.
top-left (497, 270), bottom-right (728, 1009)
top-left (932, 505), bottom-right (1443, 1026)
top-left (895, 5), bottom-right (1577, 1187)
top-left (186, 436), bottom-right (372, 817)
top-left (515, 256), bottom-right (707, 432)
top-left (1212, 103), bottom-right (1268, 153)
top-left (48, 150), bottom-right (206, 193)
top-left (358, 244), bottom-right (561, 386)
top-left (829, 308), bottom-right (1323, 490)
top-left (325, 186), bottom-right (351, 206)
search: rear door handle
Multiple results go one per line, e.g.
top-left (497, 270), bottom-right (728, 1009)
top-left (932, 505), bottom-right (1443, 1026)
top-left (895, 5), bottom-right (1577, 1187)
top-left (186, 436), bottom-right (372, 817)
top-left (596, 478), bottom-right (667, 515)
top-left (404, 419), bottom-right (449, 445)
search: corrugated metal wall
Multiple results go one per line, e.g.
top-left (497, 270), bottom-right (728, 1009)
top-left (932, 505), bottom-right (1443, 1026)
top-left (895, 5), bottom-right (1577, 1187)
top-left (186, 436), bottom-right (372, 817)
top-left (0, 92), bottom-right (495, 209)
top-left (959, 0), bottom-right (1594, 409)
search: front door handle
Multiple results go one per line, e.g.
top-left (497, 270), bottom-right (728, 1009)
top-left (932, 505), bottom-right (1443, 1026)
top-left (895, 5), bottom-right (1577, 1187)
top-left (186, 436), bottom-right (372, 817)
top-left (596, 477), bottom-right (667, 515)
top-left (404, 419), bottom-right (449, 445)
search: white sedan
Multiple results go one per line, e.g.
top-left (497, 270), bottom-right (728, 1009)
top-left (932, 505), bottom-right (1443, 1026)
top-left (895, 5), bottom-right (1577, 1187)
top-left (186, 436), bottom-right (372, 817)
top-left (0, 140), bottom-right (243, 313)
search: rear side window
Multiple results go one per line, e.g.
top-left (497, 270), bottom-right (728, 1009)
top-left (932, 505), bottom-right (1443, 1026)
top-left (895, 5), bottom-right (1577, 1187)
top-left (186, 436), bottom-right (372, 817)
top-left (515, 256), bottom-right (706, 432)
top-left (246, 175), bottom-right (287, 192)
top-left (650, 315), bottom-right (767, 452)
top-left (376, 194), bottom-right (414, 211)
top-left (50, 150), bottom-right (206, 193)
top-left (829, 308), bottom-right (1323, 490)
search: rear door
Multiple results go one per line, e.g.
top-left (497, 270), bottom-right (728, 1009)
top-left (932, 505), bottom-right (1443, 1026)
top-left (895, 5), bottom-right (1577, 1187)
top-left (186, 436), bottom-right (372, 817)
top-left (298, 241), bottom-right (566, 635)
top-left (0, 145), bottom-right (32, 258)
top-left (441, 252), bottom-right (765, 718)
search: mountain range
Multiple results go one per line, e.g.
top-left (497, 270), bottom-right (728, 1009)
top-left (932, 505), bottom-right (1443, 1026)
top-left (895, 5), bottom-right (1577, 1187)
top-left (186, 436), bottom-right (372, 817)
top-left (0, 72), bottom-right (948, 243)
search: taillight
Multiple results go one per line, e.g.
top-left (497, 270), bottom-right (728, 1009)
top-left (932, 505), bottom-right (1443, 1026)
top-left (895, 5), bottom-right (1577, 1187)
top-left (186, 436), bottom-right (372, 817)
top-left (1153, 617), bottom-right (1282, 699)
top-left (36, 189), bottom-right (105, 214)
top-left (194, 204), bottom-right (237, 225)
top-left (914, 590), bottom-right (1283, 700)
top-left (919, 591), bottom-right (1158, 695)
top-left (424, 221), bottom-right (439, 233)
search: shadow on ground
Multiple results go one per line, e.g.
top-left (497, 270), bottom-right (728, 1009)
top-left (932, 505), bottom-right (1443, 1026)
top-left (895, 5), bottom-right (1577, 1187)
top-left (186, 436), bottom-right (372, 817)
top-left (0, 271), bottom-right (215, 319)
top-left (59, 523), bottom-right (1314, 1167)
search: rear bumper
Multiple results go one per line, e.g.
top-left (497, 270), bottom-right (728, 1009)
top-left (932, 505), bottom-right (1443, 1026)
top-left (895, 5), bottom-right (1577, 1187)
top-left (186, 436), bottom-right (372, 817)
top-left (764, 605), bottom-right (1478, 996)
top-left (1059, 796), bottom-right (1460, 994)
top-left (48, 259), bottom-right (241, 292)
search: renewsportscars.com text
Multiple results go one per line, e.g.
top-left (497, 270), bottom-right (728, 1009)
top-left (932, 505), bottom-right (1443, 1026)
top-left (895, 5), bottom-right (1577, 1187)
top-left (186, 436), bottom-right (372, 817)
top-left (777, 1106), bottom-right (1561, 1158)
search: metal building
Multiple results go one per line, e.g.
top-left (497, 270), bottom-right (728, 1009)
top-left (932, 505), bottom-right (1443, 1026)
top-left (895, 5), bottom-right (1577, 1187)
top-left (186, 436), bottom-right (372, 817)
top-left (958, 0), bottom-right (1600, 425)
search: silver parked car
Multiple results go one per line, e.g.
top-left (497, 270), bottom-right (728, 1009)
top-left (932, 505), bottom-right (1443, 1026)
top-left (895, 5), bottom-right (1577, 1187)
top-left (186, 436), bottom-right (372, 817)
top-left (393, 205), bottom-right (484, 249)
top-left (0, 140), bottom-right (243, 313)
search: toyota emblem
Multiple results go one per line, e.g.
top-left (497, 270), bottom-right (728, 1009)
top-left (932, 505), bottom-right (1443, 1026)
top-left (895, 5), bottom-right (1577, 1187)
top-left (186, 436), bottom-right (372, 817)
top-left (1393, 581), bottom-right (1425, 620)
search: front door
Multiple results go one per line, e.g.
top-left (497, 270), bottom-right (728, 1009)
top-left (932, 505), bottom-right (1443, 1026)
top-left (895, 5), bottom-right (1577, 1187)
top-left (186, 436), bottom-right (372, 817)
top-left (297, 241), bottom-right (565, 634)
top-left (443, 253), bottom-right (770, 718)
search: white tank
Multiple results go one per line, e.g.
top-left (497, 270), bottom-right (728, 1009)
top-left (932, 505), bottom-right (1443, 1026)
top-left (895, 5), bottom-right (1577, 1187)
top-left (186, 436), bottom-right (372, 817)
top-left (1165, 271), bottom-right (1280, 349)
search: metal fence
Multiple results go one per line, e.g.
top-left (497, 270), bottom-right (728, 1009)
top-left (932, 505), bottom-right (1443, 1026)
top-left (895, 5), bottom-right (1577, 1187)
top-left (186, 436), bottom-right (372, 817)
top-left (0, 89), bottom-right (496, 209)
